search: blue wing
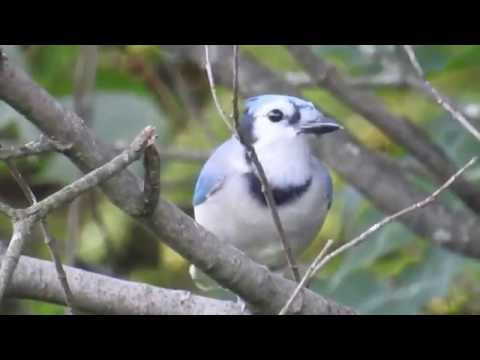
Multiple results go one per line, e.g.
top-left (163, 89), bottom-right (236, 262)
top-left (193, 138), bottom-right (243, 206)
top-left (313, 158), bottom-right (333, 210)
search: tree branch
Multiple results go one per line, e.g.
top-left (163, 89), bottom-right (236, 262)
top-left (0, 252), bottom-right (251, 315)
top-left (286, 45), bottom-right (480, 215)
top-left (27, 126), bottom-right (156, 220)
top-left (230, 45), bottom-right (300, 281)
top-left (0, 47), bottom-right (354, 315)
top-left (6, 160), bottom-right (77, 314)
top-left (160, 45), bottom-right (480, 259)
top-left (0, 219), bottom-right (33, 303)
top-left (402, 45), bottom-right (480, 142)
top-left (0, 126), bottom-right (156, 308)
top-left (0, 136), bottom-right (54, 160)
top-left (280, 156), bottom-right (477, 315)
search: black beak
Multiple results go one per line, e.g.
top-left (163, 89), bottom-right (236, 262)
top-left (299, 117), bottom-right (343, 136)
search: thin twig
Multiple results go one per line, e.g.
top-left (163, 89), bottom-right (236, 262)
top-left (204, 45), bottom-right (234, 132)
top-left (0, 127), bottom-right (156, 307)
top-left (143, 143), bottom-right (161, 215)
top-left (28, 127), bottom-right (157, 220)
top-left (39, 224), bottom-right (77, 314)
top-left (0, 219), bottom-right (34, 302)
top-left (231, 45), bottom-right (301, 282)
top-left (313, 156), bottom-right (477, 273)
top-left (5, 160), bottom-right (77, 314)
top-left (205, 45), bottom-right (301, 282)
top-left (280, 156), bottom-right (477, 314)
top-left (279, 239), bottom-right (333, 315)
top-left (0, 136), bottom-right (54, 160)
top-left (0, 46), bottom-right (358, 315)
top-left (243, 147), bottom-right (301, 282)
top-left (402, 45), bottom-right (480, 143)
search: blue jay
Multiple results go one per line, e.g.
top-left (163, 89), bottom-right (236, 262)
top-left (191, 94), bottom-right (342, 289)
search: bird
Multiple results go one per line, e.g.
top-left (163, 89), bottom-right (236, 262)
top-left (190, 94), bottom-right (342, 290)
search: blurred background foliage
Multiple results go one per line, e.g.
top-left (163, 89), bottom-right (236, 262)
top-left (1, 45), bottom-right (480, 314)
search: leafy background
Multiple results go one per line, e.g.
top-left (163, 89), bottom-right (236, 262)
top-left (1, 45), bottom-right (480, 314)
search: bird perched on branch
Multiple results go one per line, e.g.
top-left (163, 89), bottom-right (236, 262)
top-left (191, 94), bottom-right (342, 290)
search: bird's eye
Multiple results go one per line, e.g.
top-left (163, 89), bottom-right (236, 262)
top-left (267, 109), bottom-right (284, 122)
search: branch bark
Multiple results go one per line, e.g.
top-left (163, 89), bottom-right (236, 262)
top-left (0, 48), bottom-right (354, 315)
top-left (0, 136), bottom-right (54, 160)
top-left (1, 252), bottom-right (250, 315)
top-left (160, 45), bottom-right (480, 259)
top-left (286, 45), bottom-right (480, 215)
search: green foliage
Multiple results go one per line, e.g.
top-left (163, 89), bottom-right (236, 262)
top-left (3, 45), bottom-right (480, 314)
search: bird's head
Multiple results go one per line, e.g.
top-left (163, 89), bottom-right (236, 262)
top-left (238, 94), bottom-right (343, 148)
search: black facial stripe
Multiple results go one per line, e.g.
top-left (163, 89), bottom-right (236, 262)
top-left (289, 107), bottom-right (301, 125)
top-left (245, 172), bottom-right (312, 207)
top-left (238, 110), bottom-right (257, 145)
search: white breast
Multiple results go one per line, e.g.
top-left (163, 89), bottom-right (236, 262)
top-left (193, 158), bottom-right (331, 269)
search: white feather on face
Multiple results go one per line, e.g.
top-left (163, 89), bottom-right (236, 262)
top-left (250, 98), bottom-right (299, 147)
top-left (246, 97), bottom-right (313, 187)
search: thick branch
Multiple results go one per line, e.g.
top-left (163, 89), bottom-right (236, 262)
top-left (286, 45), bottom-right (480, 215)
top-left (0, 47), bottom-right (354, 315)
top-left (1, 252), bottom-right (250, 315)
top-left (281, 157), bottom-right (477, 315)
top-left (160, 45), bottom-right (480, 259)
top-left (27, 126), bottom-right (156, 220)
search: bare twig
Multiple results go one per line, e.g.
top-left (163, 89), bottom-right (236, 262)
top-left (0, 219), bottom-right (34, 302)
top-left (5, 160), bottom-right (77, 313)
top-left (164, 46), bottom-right (480, 259)
top-left (204, 45), bottom-right (234, 131)
top-left (402, 45), bottom-right (480, 143)
top-left (0, 127), bottom-right (156, 307)
top-left (206, 45), bottom-right (301, 282)
top-left (143, 143), bottom-right (161, 215)
top-left (39, 225), bottom-right (77, 314)
top-left (233, 46), bottom-right (300, 282)
top-left (279, 239), bottom-right (333, 315)
top-left (281, 156), bottom-right (477, 314)
top-left (287, 45), bottom-right (480, 215)
top-left (0, 53), bottom-right (358, 315)
top-left (28, 127), bottom-right (156, 220)
top-left (0, 136), bottom-right (54, 160)
top-left (313, 156), bottom-right (477, 273)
